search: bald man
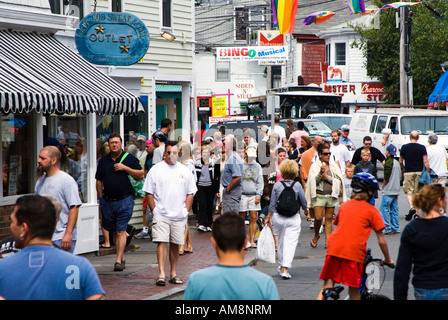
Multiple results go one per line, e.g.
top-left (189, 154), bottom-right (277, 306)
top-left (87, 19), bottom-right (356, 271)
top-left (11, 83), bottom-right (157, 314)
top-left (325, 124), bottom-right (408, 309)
top-left (399, 130), bottom-right (430, 220)
top-left (35, 146), bottom-right (82, 253)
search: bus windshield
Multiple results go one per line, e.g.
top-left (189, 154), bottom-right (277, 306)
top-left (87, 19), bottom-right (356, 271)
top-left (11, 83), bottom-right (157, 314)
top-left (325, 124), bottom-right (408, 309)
top-left (400, 116), bottom-right (448, 134)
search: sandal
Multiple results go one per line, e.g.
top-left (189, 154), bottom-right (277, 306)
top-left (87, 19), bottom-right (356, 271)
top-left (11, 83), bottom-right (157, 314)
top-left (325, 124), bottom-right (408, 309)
top-left (99, 244), bottom-right (110, 248)
top-left (156, 278), bottom-right (166, 286)
top-left (310, 236), bottom-right (320, 248)
top-left (168, 276), bottom-right (183, 285)
top-left (250, 243), bottom-right (257, 248)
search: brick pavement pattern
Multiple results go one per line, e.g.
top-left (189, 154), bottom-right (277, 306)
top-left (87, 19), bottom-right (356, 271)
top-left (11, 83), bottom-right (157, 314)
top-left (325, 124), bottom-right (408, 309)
top-left (97, 230), bottom-right (220, 300)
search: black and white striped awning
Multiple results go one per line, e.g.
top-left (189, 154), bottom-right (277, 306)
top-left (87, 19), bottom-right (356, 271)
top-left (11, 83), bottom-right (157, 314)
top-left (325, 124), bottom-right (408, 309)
top-left (0, 30), bottom-right (143, 115)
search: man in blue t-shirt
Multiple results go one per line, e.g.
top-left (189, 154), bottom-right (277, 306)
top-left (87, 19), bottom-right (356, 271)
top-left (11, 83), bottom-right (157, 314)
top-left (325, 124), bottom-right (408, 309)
top-left (95, 132), bottom-right (143, 271)
top-left (0, 195), bottom-right (105, 300)
top-left (184, 213), bottom-right (279, 300)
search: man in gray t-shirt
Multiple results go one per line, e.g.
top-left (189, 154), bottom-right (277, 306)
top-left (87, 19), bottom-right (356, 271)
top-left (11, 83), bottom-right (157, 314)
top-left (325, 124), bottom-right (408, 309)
top-left (221, 136), bottom-right (244, 214)
top-left (35, 146), bottom-right (82, 253)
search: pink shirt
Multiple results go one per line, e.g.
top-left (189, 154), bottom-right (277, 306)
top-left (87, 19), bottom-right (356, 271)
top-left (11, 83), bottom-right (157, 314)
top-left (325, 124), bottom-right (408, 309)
top-left (289, 130), bottom-right (309, 147)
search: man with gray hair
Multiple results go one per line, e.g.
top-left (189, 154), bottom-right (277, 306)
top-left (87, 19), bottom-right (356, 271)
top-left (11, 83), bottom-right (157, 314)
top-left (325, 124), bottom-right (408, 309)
top-left (221, 135), bottom-right (244, 214)
top-left (426, 133), bottom-right (448, 186)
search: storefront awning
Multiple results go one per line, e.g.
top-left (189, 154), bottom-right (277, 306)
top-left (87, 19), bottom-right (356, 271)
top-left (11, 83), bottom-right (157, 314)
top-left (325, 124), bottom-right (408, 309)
top-left (0, 30), bottom-right (143, 115)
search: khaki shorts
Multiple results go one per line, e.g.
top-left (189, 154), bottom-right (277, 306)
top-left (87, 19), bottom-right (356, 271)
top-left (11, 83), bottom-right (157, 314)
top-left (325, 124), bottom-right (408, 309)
top-left (403, 172), bottom-right (421, 195)
top-left (313, 194), bottom-right (338, 208)
top-left (152, 210), bottom-right (187, 245)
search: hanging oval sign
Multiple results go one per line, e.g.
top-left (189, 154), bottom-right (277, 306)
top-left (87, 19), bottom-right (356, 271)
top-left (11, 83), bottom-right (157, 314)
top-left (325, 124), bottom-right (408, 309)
top-left (75, 12), bottom-right (149, 66)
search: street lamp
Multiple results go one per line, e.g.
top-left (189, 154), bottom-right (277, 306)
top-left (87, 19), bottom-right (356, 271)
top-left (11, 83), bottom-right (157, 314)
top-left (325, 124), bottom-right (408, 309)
top-left (160, 31), bottom-right (176, 42)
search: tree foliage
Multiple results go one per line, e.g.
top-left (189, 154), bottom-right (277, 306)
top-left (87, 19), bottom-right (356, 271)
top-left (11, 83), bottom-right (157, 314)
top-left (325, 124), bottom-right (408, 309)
top-left (351, 0), bottom-right (448, 104)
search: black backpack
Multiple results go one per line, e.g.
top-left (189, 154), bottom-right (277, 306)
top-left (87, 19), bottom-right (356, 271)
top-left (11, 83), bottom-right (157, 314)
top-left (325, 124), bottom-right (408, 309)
top-left (276, 181), bottom-right (299, 217)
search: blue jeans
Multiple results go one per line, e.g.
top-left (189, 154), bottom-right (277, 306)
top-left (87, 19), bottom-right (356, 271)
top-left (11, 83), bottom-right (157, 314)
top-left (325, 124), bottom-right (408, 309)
top-left (380, 195), bottom-right (399, 232)
top-left (415, 288), bottom-right (448, 300)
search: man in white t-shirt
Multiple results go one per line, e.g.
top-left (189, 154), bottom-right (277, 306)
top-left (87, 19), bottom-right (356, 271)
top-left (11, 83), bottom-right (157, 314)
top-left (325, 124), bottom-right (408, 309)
top-left (268, 116), bottom-right (286, 146)
top-left (426, 133), bottom-right (448, 186)
top-left (330, 129), bottom-right (351, 173)
top-left (143, 141), bottom-right (197, 286)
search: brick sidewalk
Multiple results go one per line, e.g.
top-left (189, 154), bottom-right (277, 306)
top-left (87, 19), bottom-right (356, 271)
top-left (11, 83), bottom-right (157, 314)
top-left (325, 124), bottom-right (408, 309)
top-left (88, 228), bottom-right (256, 300)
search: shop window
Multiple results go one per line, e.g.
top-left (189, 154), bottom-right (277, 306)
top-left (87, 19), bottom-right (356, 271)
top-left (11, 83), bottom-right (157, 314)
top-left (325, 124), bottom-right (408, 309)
top-left (45, 115), bottom-right (88, 202)
top-left (1, 113), bottom-right (34, 197)
top-left (124, 113), bottom-right (149, 165)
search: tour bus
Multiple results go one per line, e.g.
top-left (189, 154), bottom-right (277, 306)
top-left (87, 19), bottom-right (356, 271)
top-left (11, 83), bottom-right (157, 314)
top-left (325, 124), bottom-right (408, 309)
top-left (246, 85), bottom-right (344, 120)
top-left (349, 107), bottom-right (448, 156)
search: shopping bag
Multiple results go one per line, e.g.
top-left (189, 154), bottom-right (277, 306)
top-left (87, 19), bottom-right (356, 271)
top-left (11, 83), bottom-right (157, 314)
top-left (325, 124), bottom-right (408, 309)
top-left (128, 175), bottom-right (145, 198)
top-left (120, 152), bottom-right (145, 198)
top-left (257, 226), bottom-right (276, 264)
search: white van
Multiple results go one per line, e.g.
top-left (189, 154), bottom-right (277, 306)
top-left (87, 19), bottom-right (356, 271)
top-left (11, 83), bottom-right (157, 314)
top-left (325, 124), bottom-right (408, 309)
top-left (306, 113), bottom-right (352, 130)
top-left (349, 108), bottom-right (448, 156)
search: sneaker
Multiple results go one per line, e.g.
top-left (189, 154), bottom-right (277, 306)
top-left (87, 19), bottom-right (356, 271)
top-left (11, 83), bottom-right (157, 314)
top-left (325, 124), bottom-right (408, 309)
top-left (383, 230), bottom-right (392, 235)
top-left (405, 208), bottom-right (416, 221)
top-left (197, 225), bottom-right (207, 232)
top-left (134, 230), bottom-right (151, 239)
top-left (206, 226), bottom-right (212, 232)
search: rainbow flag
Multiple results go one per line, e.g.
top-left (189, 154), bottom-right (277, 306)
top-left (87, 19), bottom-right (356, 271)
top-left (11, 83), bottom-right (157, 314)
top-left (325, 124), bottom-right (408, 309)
top-left (272, 0), bottom-right (299, 34)
top-left (347, 0), bottom-right (366, 14)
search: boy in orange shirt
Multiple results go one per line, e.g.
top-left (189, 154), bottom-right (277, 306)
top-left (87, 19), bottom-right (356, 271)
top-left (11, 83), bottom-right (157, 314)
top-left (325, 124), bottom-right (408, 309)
top-left (316, 173), bottom-right (394, 300)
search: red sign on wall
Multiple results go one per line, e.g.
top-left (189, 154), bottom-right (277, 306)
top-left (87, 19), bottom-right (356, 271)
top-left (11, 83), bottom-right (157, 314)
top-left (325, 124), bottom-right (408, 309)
top-left (258, 30), bottom-right (284, 46)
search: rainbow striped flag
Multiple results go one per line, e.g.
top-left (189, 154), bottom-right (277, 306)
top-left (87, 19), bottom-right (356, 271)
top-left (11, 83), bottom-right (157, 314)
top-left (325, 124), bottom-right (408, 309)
top-left (272, 0), bottom-right (299, 34)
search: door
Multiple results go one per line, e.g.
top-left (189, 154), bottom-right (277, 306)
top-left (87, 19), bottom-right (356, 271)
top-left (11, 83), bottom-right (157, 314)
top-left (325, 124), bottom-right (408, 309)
top-left (156, 105), bottom-right (167, 130)
top-left (373, 115), bottom-right (388, 153)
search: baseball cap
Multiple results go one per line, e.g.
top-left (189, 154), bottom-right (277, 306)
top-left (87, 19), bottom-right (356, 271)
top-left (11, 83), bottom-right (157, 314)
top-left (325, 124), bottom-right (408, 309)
top-left (137, 135), bottom-right (146, 141)
top-left (386, 144), bottom-right (397, 156)
top-left (258, 124), bottom-right (269, 133)
top-left (341, 125), bottom-right (350, 131)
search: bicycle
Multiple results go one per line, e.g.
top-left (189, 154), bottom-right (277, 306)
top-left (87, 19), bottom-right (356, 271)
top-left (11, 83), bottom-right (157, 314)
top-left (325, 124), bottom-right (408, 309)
top-left (322, 248), bottom-right (395, 300)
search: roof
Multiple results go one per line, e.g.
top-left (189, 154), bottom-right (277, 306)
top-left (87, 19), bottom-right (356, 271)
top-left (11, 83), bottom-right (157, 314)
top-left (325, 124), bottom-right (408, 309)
top-left (293, 0), bottom-right (377, 35)
top-left (0, 30), bottom-right (142, 115)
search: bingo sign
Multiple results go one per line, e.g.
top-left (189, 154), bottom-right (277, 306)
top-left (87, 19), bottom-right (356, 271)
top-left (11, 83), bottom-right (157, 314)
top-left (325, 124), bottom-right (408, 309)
top-left (75, 12), bottom-right (149, 66)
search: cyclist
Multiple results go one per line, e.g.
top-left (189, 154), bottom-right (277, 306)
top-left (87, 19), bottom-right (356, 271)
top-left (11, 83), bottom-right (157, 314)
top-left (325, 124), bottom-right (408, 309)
top-left (316, 172), bottom-right (394, 300)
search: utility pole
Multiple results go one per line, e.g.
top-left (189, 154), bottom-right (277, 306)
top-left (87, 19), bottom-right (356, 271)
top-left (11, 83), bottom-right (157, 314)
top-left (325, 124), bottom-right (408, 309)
top-left (400, 2), bottom-right (413, 105)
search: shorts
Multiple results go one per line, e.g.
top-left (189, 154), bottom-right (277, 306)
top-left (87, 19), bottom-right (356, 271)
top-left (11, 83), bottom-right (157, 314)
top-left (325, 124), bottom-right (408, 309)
top-left (152, 210), bottom-right (187, 245)
top-left (403, 172), bottom-right (421, 195)
top-left (100, 195), bottom-right (134, 232)
top-left (319, 255), bottom-right (364, 288)
top-left (238, 194), bottom-right (261, 212)
top-left (313, 194), bottom-right (338, 208)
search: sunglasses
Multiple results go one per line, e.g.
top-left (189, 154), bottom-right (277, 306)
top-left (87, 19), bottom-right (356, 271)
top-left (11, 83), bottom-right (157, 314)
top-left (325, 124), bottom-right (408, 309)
top-left (321, 152), bottom-right (331, 156)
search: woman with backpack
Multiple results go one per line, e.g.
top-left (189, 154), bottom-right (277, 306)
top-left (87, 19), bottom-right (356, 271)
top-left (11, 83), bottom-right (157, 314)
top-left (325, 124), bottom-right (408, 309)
top-left (265, 159), bottom-right (307, 279)
top-left (306, 142), bottom-right (346, 249)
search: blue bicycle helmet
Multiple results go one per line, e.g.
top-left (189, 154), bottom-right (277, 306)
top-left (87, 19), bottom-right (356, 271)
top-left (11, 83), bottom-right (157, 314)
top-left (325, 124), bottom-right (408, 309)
top-left (351, 172), bottom-right (379, 193)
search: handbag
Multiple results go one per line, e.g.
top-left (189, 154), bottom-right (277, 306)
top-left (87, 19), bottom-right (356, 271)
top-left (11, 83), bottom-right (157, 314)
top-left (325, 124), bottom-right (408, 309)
top-left (418, 168), bottom-right (438, 185)
top-left (257, 226), bottom-right (276, 264)
top-left (120, 152), bottom-right (146, 198)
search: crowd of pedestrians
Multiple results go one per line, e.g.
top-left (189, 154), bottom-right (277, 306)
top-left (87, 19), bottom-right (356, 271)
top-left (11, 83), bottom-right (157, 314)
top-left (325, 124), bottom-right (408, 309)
top-left (2, 115), bottom-right (448, 301)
